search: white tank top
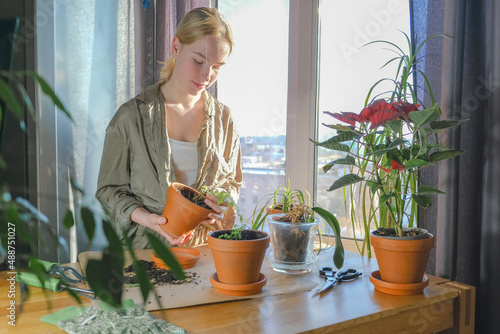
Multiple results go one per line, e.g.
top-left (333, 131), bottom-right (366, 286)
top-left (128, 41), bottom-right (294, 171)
top-left (169, 138), bottom-right (198, 187)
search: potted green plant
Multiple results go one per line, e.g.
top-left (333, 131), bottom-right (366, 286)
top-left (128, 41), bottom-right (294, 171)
top-left (208, 226), bottom-right (270, 296)
top-left (315, 33), bottom-right (466, 294)
top-left (161, 182), bottom-right (215, 238)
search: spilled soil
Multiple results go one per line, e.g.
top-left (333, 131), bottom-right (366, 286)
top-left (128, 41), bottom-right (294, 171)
top-left (123, 260), bottom-right (198, 286)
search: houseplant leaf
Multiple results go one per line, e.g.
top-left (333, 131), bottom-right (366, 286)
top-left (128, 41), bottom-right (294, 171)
top-left (429, 149), bottom-right (465, 163)
top-left (405, 158), bottom-right (430, 169)
top-left (81, 206), bottom-right (96, 243)
top-left (322, 156), bottom-right (356, 173)
top-left (417, 185), bottom-right (445, 195)
top-left (429, 119), bottom-right (468, 131)
top-left (409, 104), bottom-right (441, 127)
top-left (146, 232), bottom-right (185, 280)
top-left (327, 174), bottom-right (363, 191)
top-left (312, 207), bottom-right (344, 269)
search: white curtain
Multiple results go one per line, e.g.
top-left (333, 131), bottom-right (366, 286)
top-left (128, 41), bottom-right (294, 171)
top-left (37, 0), bottom-right (140, 262)
top-left (36, 0), bottom-right (216, 262)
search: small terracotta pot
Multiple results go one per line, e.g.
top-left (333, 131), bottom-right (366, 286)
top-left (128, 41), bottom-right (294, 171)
top-left (208, 229), bottom-right (270, 285)
top-left (161, 182), bottom-right (214, 238)
top-left (266, 205), bottom-right (283, 216)
top-left (370, 228), bottom-right (434, 285)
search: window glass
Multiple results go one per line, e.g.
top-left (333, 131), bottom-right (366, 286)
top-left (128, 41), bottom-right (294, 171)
top-left (316, 0), bottom-right (411, 238)
top-left (218, 0), bottom-right (290, 222)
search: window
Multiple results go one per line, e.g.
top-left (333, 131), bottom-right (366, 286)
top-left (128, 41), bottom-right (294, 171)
top-left (315, 0), bottom-right (411, 238)
top-left (218, 0), bottom-right (290, 221)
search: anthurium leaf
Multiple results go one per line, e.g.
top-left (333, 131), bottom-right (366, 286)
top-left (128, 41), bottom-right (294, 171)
top-left (412, 194), bottom-right (433, 208)
top-left (366, 180), bottom-right (381, 194)
top-left (63, 210), bottom-right (74, 229)
top-left (316, 141), bottom-right (351, 153)
top-left (370, 138), bottom-right (405, 157)
top-left (81, 207), bottom-right (96, 242)
top-left (322, 156), bottom-right (356, 173)
top-left (312, 207), bottom-right (344, 269)
top-left (321, 123), bottom-right (356, 132)
top-left (146, 232), bottom-right (185, 280)
top-left (429, 119), bottom-right (468, 131)
top-left (315, 132), bottom-right (354, 152)
top-left (384, 119), bottom-right (403, 133)
top-left (417, 185), bottom-right (445, 195)
top-left (429, 149), bottom-right (465, 163)
top-left (417, 126), bottom-right (428, 157)
top-left (327, 174), bottom-right (363, 191)
top-left (409, 104), bottom-right (441, 127)
top-left (405, 158), bottom-right (430, 169)
top-left (426, 143), bottom-right (449, 150)
top-left (379, 193), bottom-right (394, 205)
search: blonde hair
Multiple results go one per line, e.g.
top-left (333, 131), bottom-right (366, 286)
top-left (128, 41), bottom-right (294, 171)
top-left (160, 7), bottom-right (233, 83)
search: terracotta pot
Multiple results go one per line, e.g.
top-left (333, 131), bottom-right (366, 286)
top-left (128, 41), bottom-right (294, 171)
top-left (370, 228), bottom-right (434, 285)
top-left (208, 229), bottom-right (270, 285)
top-left (161, 182), bottom-right (214, 238)
top-left (266, 205), bottom-right (283, 216)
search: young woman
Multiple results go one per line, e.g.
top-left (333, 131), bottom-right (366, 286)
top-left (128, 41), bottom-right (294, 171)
top-left (96, 7), bottom-right (242, 249)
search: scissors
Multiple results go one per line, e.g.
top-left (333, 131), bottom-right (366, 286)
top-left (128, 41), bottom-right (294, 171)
top-left (315, 267), bottom-right (362, 295)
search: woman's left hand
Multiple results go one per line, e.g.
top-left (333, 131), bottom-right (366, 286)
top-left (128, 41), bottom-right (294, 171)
top-left (204, 193), bottom-right (227, 222)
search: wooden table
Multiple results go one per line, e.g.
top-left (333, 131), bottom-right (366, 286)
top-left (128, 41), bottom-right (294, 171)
top-left (1, 249), bottom-right (475, 333)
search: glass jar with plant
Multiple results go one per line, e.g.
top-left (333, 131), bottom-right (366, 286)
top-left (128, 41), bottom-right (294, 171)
top-left (248, 182), bottom-right (345, 270)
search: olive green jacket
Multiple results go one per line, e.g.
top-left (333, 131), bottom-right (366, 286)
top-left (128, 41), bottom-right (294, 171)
top-left (96, 83), bottom-right (242, 249)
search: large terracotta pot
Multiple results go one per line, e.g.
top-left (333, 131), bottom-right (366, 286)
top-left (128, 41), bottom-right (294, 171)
top-left (370, 228), bottom-right (434, 284)
top-left (161, 182), bottom-right (214, 238)
top-left (208, 229), bottom-right (270, 285)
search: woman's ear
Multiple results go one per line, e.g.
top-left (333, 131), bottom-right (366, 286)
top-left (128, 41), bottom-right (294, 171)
top-left (171, 36), bottom-right (181, 57)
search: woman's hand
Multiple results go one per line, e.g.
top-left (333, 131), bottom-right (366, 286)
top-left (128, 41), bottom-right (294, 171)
top-left (130, 207), bottom-right (193, 246)
top-left (203, 193), bottom-right (235, 230)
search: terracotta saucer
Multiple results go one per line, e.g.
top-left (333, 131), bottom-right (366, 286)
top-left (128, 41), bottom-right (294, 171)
top-left (369, 270), bottom-right (429, 296)
top-left (210, 272), bottom-right (267, 296)
top-left (151, 247), bottom-right (200, 270)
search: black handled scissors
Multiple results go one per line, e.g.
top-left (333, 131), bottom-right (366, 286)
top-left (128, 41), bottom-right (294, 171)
top-left (315, 267), bottom-right (362, 295)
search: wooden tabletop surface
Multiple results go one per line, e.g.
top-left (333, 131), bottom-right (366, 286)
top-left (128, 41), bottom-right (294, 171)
top-left (1, 247), bottom-right (475, 333)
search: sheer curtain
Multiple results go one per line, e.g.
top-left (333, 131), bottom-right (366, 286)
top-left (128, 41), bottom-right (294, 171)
top-left (412, 0), bottom-right (500, 332)
top-left (36, 1), bottom-right (217, 262)
top-left (37, 1), bottom-right (140, 262)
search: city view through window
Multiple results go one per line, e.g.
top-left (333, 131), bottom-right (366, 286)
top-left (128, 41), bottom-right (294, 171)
top-left (219, 1), bottom-right (410, 237)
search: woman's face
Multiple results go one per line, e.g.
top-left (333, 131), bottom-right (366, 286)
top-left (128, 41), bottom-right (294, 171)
top-left (172, 35), bottom-right (230, 96)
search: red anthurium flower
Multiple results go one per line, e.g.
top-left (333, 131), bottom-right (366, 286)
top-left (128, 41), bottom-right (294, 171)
top-left (371, 99), bottom-right (395, 112)
top-left (377, 165), bottom-right (392, 174)
top-left (368, 109), bottom-right (405, 129)
top-left (391, 160), bottom-right (405, 172)
top-left (396, 100), bottom-right (420, 119)
top-left (330, 112), bottom-right (356, 126)
top-left (341, 112), bottom-right (365, 123)
top-left (359, 105), bottom-right (373, 121)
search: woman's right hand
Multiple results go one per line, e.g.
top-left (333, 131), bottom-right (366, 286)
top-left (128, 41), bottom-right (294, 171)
top-left (130, 207), bottom-right (193, 246)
